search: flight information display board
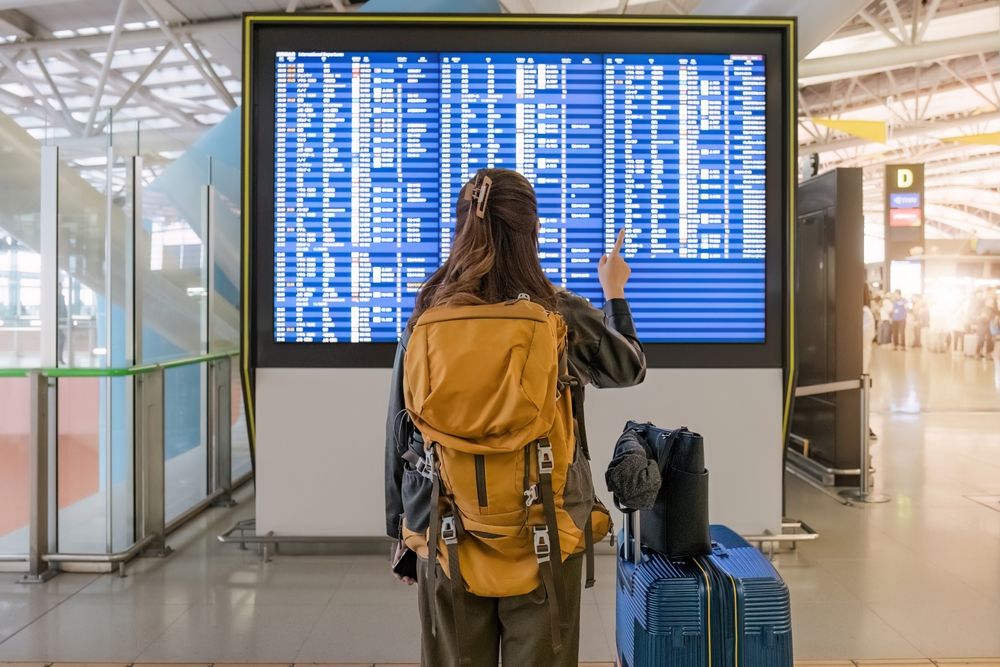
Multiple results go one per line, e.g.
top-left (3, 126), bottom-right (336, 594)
top-left (272, 50), bottom-right (766, 345)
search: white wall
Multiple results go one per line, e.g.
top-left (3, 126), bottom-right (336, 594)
top-left (256, 367), bottom-right (784, 537)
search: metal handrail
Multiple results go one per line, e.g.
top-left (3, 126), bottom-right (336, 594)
top-left (0, 349), bottom-right (239, 378)
top-left (794, 378), bottom-right (861, 398)
top-left (41, 535), bottom-right (158, 578)
top-left (3, 352), bottom-right (245, 582)
top-left (1, 472), bottom-right (254, 577)
top-left (789, 373), bottom-right (890, 505)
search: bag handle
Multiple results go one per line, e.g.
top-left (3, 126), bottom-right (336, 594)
top-left (653, 428), bottom-right (683, 478)
top-left (621, 509), bottom-right (641, 565)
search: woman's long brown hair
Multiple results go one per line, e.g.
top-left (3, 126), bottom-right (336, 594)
top-left (409, 168), bottom-right (558, 326)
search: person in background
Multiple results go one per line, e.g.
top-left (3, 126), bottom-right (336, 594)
top-left (890, 290), bottom-right (908, 351)
top-left (57, 290), bottom-right (68, 365)
top-left (975, 294), bottom-right (998, 359)
top-left (911, 296), bottom-right (929, 349)
top-left (862, 284), bottom-right (877, 440)
top-left (878, 296), bottom-right (892, 346)
top-left (990, 311), bottom-right (1000, 359)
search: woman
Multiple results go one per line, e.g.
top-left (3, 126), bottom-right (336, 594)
top-left (384, 168), bottom-right (646, 666)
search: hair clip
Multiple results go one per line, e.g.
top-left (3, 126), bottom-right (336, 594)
top-left (474, 175), bottom-right (492, 219)
top-left (463, 172), bottom-right (493, 219)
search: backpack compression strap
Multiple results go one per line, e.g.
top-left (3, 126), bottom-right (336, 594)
top-left (425, 448), bottom-right (470, 666)
top-left (584, 514), bottom-right (595, 589)
top-left (534, 440), bottom-right (568, 648)
top-left (441, 503), bottom-right (470, 666)
top-left (426, 445), bottom-right (441, 637)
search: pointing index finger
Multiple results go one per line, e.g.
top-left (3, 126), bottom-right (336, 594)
top-left (612, 227), bottom-right (625, 256)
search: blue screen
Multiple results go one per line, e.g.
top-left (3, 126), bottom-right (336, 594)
top-left (273, 51), bottom-right (766, 343)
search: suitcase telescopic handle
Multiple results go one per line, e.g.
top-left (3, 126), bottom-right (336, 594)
top-left (622, 510), bottom-right (641, 565)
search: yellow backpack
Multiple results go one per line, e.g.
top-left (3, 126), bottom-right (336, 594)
top-left (402, 295), bottom-right (611, 654)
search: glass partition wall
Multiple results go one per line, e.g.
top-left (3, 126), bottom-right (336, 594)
top-left (0, 112), bottom-right (250, 579)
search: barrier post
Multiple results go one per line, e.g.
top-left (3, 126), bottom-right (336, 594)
top-left (840, 373), bottom-right (890, 504)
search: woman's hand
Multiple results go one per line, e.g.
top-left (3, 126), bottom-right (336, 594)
top-left (599, 227), bottom-right (631, 300)
top-left (391, 540), bottom-right (416, 586)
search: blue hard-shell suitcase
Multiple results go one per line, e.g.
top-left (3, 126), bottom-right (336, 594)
top-left (704, 525), bottom-right (794, 666)
top-left (616, 542), bottom-right (711, 666)
top-left (616, 514), bottom-right (792, 667)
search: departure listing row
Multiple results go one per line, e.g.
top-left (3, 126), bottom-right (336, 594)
top-left (273, 50), bottom-right (766, 343)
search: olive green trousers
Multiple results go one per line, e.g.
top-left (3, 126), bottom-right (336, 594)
top-left (417, 554), bottom-right (584, 667)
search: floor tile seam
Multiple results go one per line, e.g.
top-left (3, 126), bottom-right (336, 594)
top-left (886, 535), bottom-right (1000, 608)
top-left (782, 556), bottom-right (868, 604)
top-left (290, 560), bottom-right (358, 663)
top-left (854, 594), bottom-right (933, 660)
top-left (128, 601), bottom-right (201, 663)
top-left (808, 518), bottom-right (936, 564)
top-left (0, 573), bottom-right (103, 648)
top-left (920, 454), bottom-right (1000, 483)
top-left (848, 523), bottom-right (1000, 607)
top-left (586, 586), bottom-right (616, 660)
top-left (800, 516), bottom-right (920, 564)
top-left (576, 587), bottom-right (614, 659)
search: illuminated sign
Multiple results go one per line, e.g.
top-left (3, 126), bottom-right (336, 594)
top-left (889, 192), bottom-right (921, 208)
top-left (889, 209), bottom-right (922, 227)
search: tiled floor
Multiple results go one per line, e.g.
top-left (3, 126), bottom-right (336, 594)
top-left (0, 346), bottom-right (998, 663)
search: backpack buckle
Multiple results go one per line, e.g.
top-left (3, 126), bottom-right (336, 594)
top-left (537, 441), bottom-right (554, 476)
top-left (415, 447), bottom-right (436, 480)
top-left (533, 526), bottom-right (551, 563)
top-left (441, 515), bottom-right (458, 545)
top-left (524, 484), bottom-right (539, 507)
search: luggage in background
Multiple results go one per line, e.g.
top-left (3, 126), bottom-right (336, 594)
top-left (878, 320), bottom-right (891, 345)
top-left (616, 513), bottom-right (793, 667)
top-left (964, 333), bottom-right (979, 357)
top-left (927, 329), bottom-right (948, 353)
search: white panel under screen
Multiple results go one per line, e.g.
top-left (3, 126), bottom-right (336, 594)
top-left (255, 367), bottom-right (783, 537)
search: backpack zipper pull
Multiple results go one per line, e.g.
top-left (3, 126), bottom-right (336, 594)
top-left (507, 293), bottom-right (531, 305)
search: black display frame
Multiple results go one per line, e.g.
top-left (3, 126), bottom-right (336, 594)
top-left (243, 14), bottom-right (796, 371)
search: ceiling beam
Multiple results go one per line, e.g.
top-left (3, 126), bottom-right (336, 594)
top-left (800, 31), bottom-right (1000, 82)
top-left (883, 0), bottom-right (909, 44)
top-left (0, 8), bottom-right (38, 38)
top-left (0, 52), bottom-right (82, 135)
top-left (0, 86), bottom-right (53, 121)
top-left (858, 9), bottom-right (903, 47)
top-left (90, 42), bottom-right (173, 135)
top-left (31, 47), bottom-right (76, 129)
top-left (915, 0), bottom-right (943, 44)
top-left (134, 0), bottom-right (236, 109)
top-left (62, 48), bottom-right (201, 129)
top-left (83, 0), bottom-right (130, 136)
top-left (0, 17), bottom-right (241, 56)
top-left (800, 69), bottom-right (999, 122)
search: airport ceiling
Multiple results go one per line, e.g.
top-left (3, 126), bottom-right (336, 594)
top-left (0, 0), bottom-right (998, 238)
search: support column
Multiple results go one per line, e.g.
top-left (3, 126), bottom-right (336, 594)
top-left (21, 373), bottom-right (56, 583)
top-left (28, 145), bottom-right (60, 582)
top-left (136, 368), bottom-right (170, 556)
top-left (210, 356), bottom-right (236, 507)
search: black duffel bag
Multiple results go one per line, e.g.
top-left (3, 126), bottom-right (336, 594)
top-left (608, 421), bottom-right (710, 558)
